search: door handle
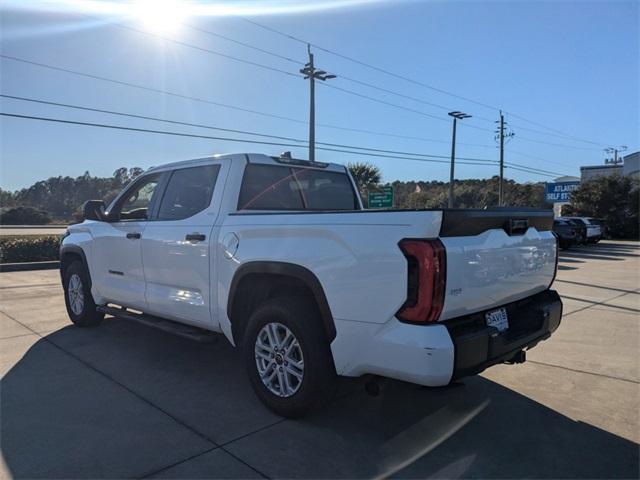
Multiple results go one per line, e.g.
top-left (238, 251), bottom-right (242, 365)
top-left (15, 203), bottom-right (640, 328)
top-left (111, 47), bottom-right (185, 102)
top-left (126, 232), bottom-right (141, 239)
top-left (185, 233), bottom-right (206, 242)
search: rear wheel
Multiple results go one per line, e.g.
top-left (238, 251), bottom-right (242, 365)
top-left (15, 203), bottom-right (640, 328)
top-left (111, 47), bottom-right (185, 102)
top-left (63, 260), bottom-right (104, 327)
top-left (243, 296), bottom-right (336, 418)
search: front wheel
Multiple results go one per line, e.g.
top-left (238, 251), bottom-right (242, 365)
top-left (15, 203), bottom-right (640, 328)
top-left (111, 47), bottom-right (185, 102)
top-left (243, 297), bottom-right (336, 418)
top-left (63, 260), bottom-right (104, 327)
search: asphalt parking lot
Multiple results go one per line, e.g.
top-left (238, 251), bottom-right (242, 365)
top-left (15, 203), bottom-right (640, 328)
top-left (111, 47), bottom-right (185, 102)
top-left (1, 240), bottom-right (638, 479)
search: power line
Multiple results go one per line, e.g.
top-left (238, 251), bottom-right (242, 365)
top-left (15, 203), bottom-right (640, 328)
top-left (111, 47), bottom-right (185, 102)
top-left (505, 165), bottom-right (557, 178)
top-left (110, 21), bottom-right (300, 79)
top-left (1, 109), bottom-right (569, 177)
top-left (186, 21), bottom-right (603, 149)
top-left (110, 19), bottom-right (504, 132)
top-left (504, 162), bottom-right (565, 177)
top-left (184, 21), bottom-right (501, 125)
top-left (514, 134), bottom-right (605, 151)
top-left (0, 94), bottom-right (494, 164)
top-left (0, 56), bottom-right (570, 174)
top-left (506, 112), bottom-right (608, 147)
top-left (0, 54), bottom-right (307, 125)
top-left (0, 54), bottom-right (498, 148)
top-left (0, 112), bottom-right (502, 167)
top-left (241, 17), bottom-right (499, 111)
top-left (184, 22), bottom-right (304, 66)
top-left (240, 17), bottom-right (611, 147)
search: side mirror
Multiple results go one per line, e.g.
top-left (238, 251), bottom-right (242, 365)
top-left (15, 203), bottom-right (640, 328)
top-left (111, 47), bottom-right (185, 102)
top-left (83, 200), bottom-right (107, 222)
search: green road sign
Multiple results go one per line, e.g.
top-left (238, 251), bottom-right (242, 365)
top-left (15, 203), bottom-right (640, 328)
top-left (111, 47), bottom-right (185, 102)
top-left (368, 186), bottom-right (394, 209)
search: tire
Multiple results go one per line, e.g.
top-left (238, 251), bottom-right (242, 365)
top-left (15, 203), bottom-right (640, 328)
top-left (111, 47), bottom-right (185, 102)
top-left (243, 296), bottom-right (336, 418)
top-left (63, 260), bottom-right (104, 327)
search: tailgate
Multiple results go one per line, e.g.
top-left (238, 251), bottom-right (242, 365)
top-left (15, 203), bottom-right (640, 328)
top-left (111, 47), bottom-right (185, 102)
top-left (438, 209), bottom-right (557, 321)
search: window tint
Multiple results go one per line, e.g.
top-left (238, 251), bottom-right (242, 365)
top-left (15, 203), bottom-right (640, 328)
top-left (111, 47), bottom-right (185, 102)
top-left (114, 174), bottom-right (161, 221)
top-left (238, 164), bottom-right (357, 211)
top-left (157, 165), bottom-right (220, 220)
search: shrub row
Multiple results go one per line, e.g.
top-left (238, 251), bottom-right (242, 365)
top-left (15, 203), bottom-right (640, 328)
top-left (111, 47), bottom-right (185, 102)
top-left (0, 235), bottom-right (61, 263)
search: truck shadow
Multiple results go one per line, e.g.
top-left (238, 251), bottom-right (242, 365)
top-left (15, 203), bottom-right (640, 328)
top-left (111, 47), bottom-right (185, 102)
top-left (1, 320), bottom-right (638, 479)
top-left (560, 242), bottom-right (640, 262)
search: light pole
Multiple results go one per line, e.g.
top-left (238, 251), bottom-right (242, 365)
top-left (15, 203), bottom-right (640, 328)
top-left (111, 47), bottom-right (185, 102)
top-left (300, 44), bottom-right (335, 162)
top-left (448, 111), bottom-right (471, 208)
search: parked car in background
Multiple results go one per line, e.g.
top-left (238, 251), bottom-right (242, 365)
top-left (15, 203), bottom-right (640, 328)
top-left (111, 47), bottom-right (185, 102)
top-left (564, 217), bottom-right (602, 243)
top-left (559, 218), bottom-right (587, 245)
top-left (587, 218), bottom-right (609, 239)
top-left (553, 219), bottom-right (578, 249)
top-left (59, 153), bottom-right (562, 417)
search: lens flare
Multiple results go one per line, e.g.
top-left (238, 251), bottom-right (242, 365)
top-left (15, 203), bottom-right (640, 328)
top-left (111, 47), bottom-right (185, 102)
top-left (132, 0), bottom-right (187, 35)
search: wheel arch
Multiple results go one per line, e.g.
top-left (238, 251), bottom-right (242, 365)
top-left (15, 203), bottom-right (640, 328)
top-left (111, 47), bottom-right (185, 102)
top-left (227, 261), bottom-right (336, 346)
top-left (59, 245), bottom-right (90, 287)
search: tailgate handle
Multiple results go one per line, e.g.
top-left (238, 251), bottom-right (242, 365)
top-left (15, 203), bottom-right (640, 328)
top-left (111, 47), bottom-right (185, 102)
top-left (506, 218), bottom-right (528, 235)
top-left (186, 233), bottom-right (206, 242)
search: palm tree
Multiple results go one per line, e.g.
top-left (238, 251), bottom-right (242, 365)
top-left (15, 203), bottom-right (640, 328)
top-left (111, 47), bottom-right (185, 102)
top-left (347, 162), bottom-right (382, 198)
top-left (347, 162), bottom-right (382, 207)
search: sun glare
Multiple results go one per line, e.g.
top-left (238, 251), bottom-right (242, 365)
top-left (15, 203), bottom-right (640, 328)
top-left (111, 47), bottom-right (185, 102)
top-left (133, 0), bottom-right (188, 35)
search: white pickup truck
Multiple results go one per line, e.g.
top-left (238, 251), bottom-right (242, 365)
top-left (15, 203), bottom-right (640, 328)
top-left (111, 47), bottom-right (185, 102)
top-left (61, 153), bottom-right (562, 417)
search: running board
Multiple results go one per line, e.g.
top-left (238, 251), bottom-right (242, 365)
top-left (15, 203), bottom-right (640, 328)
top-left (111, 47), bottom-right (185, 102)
top-left (97, 306), bottom-right (217, 343)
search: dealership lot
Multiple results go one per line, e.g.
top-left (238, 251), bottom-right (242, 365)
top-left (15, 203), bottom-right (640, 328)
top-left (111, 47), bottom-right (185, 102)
top-left (1, 241), bottom-right (638, 479)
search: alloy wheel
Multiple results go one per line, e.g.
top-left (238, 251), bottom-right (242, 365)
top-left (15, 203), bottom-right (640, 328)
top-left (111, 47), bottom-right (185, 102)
top-left (254, 322), bottom-right (304, 397)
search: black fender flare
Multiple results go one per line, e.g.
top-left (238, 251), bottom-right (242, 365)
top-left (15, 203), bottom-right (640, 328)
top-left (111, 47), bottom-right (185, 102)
top-left (59, 245), bottom-right (90, 287)
top-left (227, 261), bottom-right (336, 342)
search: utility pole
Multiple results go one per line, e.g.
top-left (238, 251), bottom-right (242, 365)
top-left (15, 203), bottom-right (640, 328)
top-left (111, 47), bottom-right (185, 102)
top-left (498, 111), bottom-right (505, 206)
top-left (447, 111), bottom-right (471, 208)
top-left (494, 111), bottom-right (514, 207)
top-left (300, 44), bottom-right (335, 162)
top-left (604, 146), bottom-right (627, 165)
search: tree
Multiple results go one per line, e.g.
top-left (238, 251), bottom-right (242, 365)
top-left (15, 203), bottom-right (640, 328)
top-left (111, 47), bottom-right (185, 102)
top-left (8, 167), bottom-right (144, 221)
top-left (567, 174), bottom-right (639, 239)
top-left (347, 162), bottom-right (381, 191)
top-left (347, 162), bottom-right (381, 206)
top-left (0, 206), bottom-right (51, 225)
top-left (0, 188), bottom-right (15, 209)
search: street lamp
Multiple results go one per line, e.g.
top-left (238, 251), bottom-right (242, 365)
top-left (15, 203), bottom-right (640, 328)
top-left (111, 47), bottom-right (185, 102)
top-left (447, 111), bottom-right (471, 208)
top-left (300, 44), bottom-right (336, 162)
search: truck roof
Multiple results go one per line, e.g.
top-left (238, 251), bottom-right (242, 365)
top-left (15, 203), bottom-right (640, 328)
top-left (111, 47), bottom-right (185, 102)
top-left (147, 153), bottom-right (348, 173)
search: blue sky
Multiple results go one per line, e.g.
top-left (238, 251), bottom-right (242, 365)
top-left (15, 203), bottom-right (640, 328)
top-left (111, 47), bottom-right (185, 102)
top-left (1, 0), bottom-right (638, 191)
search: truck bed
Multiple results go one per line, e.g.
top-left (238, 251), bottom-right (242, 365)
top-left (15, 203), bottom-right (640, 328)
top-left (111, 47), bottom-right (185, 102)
top-left (222, 207), bottom-right (556, 323)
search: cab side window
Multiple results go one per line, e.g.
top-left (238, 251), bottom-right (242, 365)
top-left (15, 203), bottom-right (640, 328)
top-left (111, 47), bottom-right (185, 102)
top-left (112, 174), bottom-right (161, 221)
top-left (157, 165), bottom-right (220, 221)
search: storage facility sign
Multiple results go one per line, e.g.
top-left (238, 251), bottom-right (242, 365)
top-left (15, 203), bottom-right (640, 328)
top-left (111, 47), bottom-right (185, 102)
top-left (368, 186), bottom-right (394, 208)
top-left (544, 181), bottom-right (580, 203)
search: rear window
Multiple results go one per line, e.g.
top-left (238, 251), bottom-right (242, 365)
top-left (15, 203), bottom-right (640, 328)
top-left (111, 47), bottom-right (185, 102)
top-left (238, 164), bottom-right (358, 211)
top-left (157, 165), bottom-right (220, 220)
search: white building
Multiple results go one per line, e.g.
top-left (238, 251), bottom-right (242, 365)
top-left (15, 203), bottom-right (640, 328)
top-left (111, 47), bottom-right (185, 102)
top-left (622, 151), bottom-right (639, 178)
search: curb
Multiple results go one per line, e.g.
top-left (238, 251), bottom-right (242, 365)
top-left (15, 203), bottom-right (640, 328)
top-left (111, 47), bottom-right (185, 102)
top-left (0, 261), bottom-right (60, 272)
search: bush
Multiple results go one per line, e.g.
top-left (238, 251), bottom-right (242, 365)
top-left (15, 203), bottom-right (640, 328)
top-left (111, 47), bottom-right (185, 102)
top-left (567, 174), bottom-right (639, 239)
top-left (0, 235), bottom-right (60, 263)
top-left (0, 206), bottom-right (51, 225)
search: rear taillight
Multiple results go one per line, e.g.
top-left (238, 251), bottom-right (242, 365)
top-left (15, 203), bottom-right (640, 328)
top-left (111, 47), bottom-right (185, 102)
top-left (396, 239), bottom-right (447, 323)
top-left (549, 232), bottom-right (559, 288)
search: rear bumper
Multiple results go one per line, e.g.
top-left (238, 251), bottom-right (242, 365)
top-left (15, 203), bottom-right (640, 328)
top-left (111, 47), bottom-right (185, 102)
top-left (331, 289), bottom-right (562, 386)
top-left (445, 289), bottom-right (562, 379)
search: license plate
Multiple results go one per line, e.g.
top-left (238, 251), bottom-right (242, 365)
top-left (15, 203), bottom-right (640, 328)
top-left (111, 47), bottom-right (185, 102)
top-left (485, 307), bottom-right (509, 332)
